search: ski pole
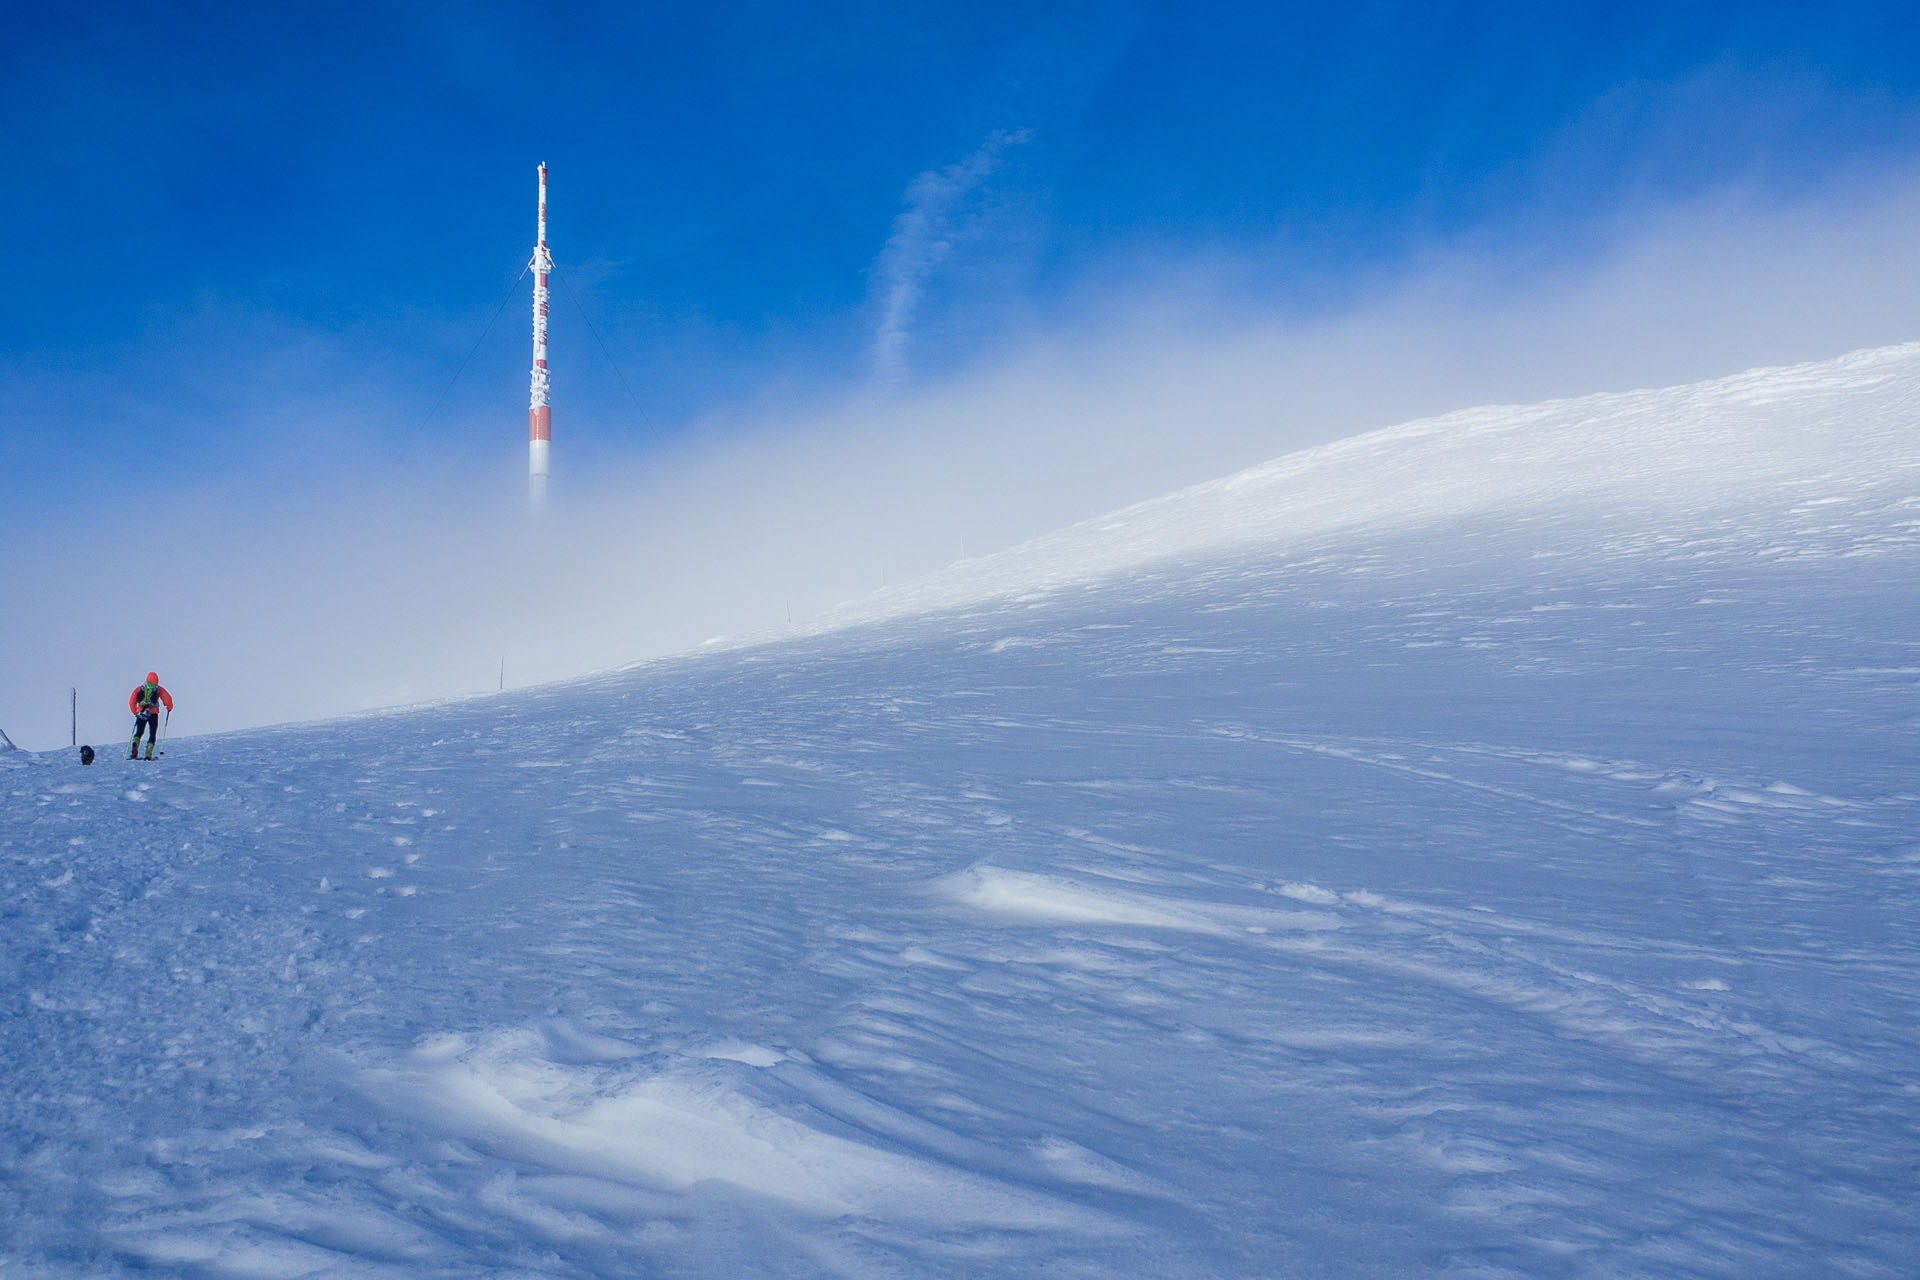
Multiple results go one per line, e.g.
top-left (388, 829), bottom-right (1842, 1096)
top-left (158, 707), bottom-right (170, 757)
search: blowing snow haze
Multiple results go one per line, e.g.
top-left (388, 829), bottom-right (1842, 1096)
top-left (12, 171), bottom-right (1920, 746)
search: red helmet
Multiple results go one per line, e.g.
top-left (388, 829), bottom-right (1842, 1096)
top-left (146, 672), bottom-right (159, 684)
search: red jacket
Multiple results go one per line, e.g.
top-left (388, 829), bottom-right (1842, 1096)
top-left (129, 683), bottom-right (174, 715)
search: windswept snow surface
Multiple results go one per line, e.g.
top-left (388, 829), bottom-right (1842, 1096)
top-left (6, 344), bottom-right (1920, 1277)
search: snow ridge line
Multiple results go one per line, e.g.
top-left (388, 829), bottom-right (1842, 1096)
top-left (802, 339), bottom-right (1920, 639)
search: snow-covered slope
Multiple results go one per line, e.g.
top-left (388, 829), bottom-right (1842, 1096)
top-left (831, 341), bottom-right (1920, 626)
top-left (5, 345), bottom-right (1920, 1277)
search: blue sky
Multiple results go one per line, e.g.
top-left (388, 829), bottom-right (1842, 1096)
top-left (6, 1), bottom-right (1920, 741)
top-left (8, 2), bottom-right (1919, 489)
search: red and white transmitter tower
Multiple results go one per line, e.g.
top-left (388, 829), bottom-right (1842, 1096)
top-left (527, 162), bottom-right (553, 510)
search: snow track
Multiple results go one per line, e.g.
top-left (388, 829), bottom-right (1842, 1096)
top-left (6, 345), bottom-right (1920, 1276)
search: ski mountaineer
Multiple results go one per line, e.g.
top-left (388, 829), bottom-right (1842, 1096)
top-left (128, 672), bottom-right (173, 760)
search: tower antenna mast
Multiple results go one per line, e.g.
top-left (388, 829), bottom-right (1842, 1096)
top-left (528, 163), bottom-right (552, 510)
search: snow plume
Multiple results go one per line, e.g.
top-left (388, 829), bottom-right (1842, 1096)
top-left (869, 129), bottom-right (1032, 387)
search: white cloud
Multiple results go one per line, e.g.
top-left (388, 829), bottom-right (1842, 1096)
top-left (868, 129), bottom-right (1033, 387)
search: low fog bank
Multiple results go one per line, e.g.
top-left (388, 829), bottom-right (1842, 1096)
top-left (6, 175), bottom-right (1920, 748)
